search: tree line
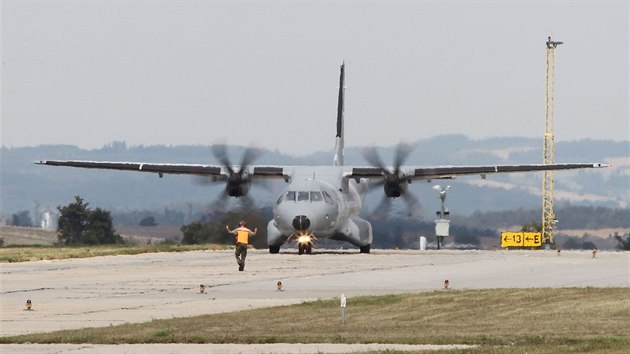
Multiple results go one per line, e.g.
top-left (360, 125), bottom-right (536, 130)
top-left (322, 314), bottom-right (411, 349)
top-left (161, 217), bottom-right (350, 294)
top-left (453, 205), bottom-right (630, 230)
top-left (5, 197), bottom-right (630, 250)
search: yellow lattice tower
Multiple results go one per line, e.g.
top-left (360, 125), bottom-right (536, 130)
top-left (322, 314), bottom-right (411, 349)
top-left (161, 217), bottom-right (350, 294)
top-left (542, 36), bottom-right (562, 244)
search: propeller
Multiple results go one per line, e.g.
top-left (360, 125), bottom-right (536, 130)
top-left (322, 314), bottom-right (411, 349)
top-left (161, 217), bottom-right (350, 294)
top-left (211, 144), bottom-right (262, 198)
top-left (362, 143), bottom-right (423, 219)
top-left (194, 144), bottom-right (264, 215)
top-left (200, 192), bottom-right (257, 221)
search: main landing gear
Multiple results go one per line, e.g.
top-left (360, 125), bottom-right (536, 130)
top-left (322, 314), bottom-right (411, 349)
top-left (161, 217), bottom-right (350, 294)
top-left (360, 245), bottom-right (370, 253)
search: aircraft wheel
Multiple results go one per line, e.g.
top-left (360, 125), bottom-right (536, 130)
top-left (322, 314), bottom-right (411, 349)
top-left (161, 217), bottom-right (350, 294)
top-left (298, 244), bottom-right (305, 255)
top-left (360, 245), bottom-right (371, 254)
top-left (306, 244), bottom-right (312, 254)
top-left (269, 245), bottom-right (280, 254)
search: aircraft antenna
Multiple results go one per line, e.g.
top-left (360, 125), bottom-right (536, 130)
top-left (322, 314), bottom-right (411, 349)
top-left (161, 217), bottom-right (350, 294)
top-left (542, 36), bottom-right (562, 245)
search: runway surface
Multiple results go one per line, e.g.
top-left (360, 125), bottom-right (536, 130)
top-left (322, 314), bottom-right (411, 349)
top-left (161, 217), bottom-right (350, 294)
top-left (2, 249), bottom-right (628, 352)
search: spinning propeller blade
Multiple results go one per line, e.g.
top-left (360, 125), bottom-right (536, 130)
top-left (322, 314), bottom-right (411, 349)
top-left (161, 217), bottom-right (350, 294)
top-left (362, 143), bottom-right (423, 219)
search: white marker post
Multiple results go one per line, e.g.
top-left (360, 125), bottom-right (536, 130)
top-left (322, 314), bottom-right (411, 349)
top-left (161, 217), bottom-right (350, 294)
top-left (340, 294), bottom-right (347, 323)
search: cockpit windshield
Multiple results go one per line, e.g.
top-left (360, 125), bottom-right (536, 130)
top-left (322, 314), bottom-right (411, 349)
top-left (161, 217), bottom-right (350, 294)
top-left (322, 191), bottom-right (334, 204)
top-left (281, 190), bottom-right (326, 203)
top-left (310, 191), bottom-right (323, 202)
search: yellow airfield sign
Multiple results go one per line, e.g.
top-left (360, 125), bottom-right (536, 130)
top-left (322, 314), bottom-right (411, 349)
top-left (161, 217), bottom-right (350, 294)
top-left (501, 232), bottom-right (542, 247)
top-left (501, 232), bottom-right (522, 247)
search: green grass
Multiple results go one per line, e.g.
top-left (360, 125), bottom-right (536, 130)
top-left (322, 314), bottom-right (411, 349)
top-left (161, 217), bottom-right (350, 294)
top-left (2, 288), bottom-right (629, 353)
top-left (0, 243), bottom-right (231, 262)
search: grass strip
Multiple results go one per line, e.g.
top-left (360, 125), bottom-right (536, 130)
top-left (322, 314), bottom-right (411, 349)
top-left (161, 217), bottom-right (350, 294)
top-left (2, 288), bottom-right (628, 353)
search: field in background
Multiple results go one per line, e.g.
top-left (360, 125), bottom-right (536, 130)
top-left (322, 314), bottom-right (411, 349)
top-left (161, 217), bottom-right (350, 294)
top-left (557, 228), bottom-right (630, 238)
top-left (0, 243), bottom-right (231, 262)
top-left (0, 225), bottom-right (178, 246)
top-left (0, 226), bottom-right (57, 246)
top-left (0, 225), bottom-right (229, 262)
top-left (2, 288), bottom-right (628, 353)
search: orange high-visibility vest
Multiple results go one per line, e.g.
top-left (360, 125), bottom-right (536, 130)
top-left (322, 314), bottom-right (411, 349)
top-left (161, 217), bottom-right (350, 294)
top-left (235, 227), bottom-right (252, 244)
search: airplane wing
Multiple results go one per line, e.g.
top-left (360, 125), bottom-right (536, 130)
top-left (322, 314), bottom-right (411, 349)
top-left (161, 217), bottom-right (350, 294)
top-left (37, 160), bottom-right (610, 180)
top-left (34, 160), bottom-right (288, 179)
top-left (349, 163), bottom-right (611, 181)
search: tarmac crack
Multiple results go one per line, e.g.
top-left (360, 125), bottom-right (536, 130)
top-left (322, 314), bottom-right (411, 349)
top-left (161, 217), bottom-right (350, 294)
top-left (42, 298), bottom-right (207, 318)
top-left (1, 287), bottom-right (54, 295)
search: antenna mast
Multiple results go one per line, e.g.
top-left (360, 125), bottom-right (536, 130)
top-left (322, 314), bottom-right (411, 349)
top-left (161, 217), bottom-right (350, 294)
top-left (542, 36), bottom-right (563, 244)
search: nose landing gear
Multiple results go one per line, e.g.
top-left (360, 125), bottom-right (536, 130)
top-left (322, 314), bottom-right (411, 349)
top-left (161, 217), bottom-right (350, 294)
top-left (298, 242), bottom-right (312, 255)
top-left (296, 233), bottom-right (315, 255)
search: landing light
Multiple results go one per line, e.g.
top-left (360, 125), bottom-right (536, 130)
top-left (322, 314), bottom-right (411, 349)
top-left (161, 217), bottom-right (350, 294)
top-left (295, 233), bottom-right (317, 245)
top-left (298, 235), bottom-right (312, 245)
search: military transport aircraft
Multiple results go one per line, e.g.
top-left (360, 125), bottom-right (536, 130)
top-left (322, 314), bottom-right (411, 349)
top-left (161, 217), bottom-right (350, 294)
top-left (36, 64), bottom-right (609, 254)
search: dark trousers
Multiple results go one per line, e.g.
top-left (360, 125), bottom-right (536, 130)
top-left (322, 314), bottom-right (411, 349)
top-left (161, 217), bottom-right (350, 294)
top-left (235, 243), bottom-right (248, 266)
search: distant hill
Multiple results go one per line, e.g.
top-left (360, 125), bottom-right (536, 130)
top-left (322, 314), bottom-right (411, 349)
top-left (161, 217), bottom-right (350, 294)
top-left (1, 137), bottom-right (628, 223)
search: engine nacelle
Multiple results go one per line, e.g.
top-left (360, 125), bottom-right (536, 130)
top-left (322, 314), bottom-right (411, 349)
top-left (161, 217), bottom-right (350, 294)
top-left (226, 173), bottom-right (250, 197)
top-left (334, 216), bottom-right (373, 247)
top-left (383, 174), bottom-right (405, 198)
top-left (267, 220), bottom-right (288, 247)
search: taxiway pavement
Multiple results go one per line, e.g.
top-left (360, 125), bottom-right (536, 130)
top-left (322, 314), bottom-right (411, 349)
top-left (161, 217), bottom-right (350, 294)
top-left (2, 249), bottom-right (628, 338)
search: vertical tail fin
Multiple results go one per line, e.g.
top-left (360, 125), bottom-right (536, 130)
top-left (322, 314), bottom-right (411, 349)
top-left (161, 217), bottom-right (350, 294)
top-left (334, 62), bottom-right (345, 166)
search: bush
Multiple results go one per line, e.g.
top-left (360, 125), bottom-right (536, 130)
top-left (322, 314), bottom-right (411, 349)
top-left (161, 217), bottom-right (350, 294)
top-left (57, 196), bottom-right (122, 245)
top-left (11, 210), bottom-right (33, 227)
top-left (562, 238), bottom-right (581, 250)
top-left (581, 241), bottom-right (598, 250)
top-left (180, 210), bottom-right (267, 246)
top-left (139, 216), bottom-right (158, 227)
top-left (180, 222), bottom-right (228, 244)
top-left (614, 233), bottom-right (630, 250)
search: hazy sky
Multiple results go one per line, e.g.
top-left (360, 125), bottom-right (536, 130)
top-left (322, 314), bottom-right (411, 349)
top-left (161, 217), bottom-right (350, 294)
top-left (2, 1), bottom-right (628, 155)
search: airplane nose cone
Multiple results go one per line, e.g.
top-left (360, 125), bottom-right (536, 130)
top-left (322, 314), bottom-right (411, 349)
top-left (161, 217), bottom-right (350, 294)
top-left (292, 215), bottom-right (310, 231)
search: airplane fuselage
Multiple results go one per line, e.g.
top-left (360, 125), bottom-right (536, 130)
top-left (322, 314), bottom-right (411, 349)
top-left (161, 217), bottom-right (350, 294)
top-left (267, 166), bottom-right (372, 252)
